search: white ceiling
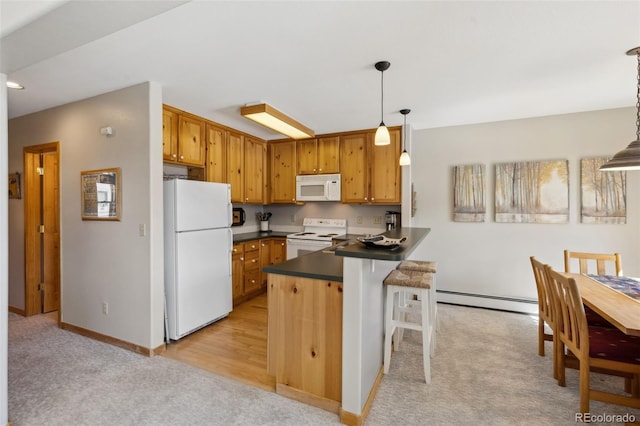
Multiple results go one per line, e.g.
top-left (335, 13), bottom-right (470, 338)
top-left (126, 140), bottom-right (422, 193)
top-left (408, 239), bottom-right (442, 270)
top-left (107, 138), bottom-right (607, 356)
top-left (2, 0), bottom-right (639, 140)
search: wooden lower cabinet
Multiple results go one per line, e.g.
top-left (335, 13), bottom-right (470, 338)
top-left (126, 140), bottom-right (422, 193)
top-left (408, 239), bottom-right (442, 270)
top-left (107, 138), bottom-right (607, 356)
top-left (267, 273), bottom-right (343, 412)
top-left (232, 238), bottom-right (286, 306)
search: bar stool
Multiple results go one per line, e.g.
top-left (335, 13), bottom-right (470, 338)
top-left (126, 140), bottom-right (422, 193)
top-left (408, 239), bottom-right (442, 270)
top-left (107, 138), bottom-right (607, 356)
top-left (383, 269), bottom-right (435, 383)
top-left (396, 260), bottom-right (438, 344)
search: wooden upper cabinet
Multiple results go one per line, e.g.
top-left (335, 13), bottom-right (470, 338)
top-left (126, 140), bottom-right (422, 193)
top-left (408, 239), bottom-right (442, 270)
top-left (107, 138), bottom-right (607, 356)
top-left (297, 136), bottom-right (340, 175)
top-left (340, 128), bottom-right (401, 204)
top-left (270, 141), bottom-right (297, 204)
top-left (369, 128), bottom-right (401, 204)
top-left (177, 115), bottom-right (205, 166)
top-left (205, 124), bottom-right (227, 184)
top-left (340, 133), bottom-right (369, 203)
top-left (162, 108), bottom-right (179, 162)
top-left (227, 131), bottom-right (245, 203)
top-left (244, 137), bottom-right (267, 204)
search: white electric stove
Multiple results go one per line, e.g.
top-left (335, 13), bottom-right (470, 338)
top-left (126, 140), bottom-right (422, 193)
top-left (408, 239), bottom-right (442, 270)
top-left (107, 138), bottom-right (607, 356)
top-left (286, 218), bottom-right (347, 259)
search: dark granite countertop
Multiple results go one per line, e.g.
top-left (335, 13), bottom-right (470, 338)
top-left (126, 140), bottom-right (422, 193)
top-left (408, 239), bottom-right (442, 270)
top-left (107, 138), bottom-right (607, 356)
top-left (334, 227), bottom-right (430, 261)
top-left (233, 231), bottom-right (290, 243)
top-left (332, 233), bottom-right (368, 242)
top-left (263, 250), bottom-right (343, 282)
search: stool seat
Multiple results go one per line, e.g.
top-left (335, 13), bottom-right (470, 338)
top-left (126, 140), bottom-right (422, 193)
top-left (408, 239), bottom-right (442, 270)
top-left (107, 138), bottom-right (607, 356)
top-left (397, 260), bottom-right (437, 273)
top-left (384, 269), bottom-right (432, 289)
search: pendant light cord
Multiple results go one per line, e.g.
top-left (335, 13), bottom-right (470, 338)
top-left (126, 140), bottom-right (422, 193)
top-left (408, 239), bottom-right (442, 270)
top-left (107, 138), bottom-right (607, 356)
top-left (380, 69), bottom-right (385, 124)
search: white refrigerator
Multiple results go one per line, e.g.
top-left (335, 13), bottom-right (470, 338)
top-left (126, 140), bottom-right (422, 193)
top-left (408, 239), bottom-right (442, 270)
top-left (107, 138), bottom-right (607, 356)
top-left (164, 179), bottom-right (233, 340)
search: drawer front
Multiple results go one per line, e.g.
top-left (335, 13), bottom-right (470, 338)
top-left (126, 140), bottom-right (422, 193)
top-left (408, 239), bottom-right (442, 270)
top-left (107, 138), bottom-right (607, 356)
top-left (244, 241), bottom-right (260, 251)
top-left (244, 269), bottom-right (261, 293)
top-left (232, 244), bottom-right (244, 255)
top-left (244, 249), bottom-right (260, 270)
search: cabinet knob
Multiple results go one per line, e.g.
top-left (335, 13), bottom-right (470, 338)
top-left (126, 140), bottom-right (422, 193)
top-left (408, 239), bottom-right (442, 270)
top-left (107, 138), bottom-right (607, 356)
top-left (371, 198), bottom-right (375, 201)
top-left (245, 197), bottom-right (248, 201)
top-left (281, 243), bottom-right (285, 246)
top-left (251, 279), bottom-right (256, 283)
top-left (180, 155), bottom-right (184, 160)
top-left (240, 257), bottom-right (244, 261)
top-left (319, 168), bottom-right (322, 172)
top-left (252, 259), bottom-right (257, 263)
top-left (261, 243), bottom-right (265, 247)
top-left (364, 197), bottom-right (368, 201)
top-left (233, 248), bottom-right (237, 252)
top-left (172, 154), bottom-right (177, 158)
top-left (313, 168), bottom-right (316, 172)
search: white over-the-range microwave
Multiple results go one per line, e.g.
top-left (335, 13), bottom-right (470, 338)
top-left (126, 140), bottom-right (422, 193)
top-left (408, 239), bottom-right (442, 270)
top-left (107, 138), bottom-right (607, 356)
top-left (296, 173), bottom-right (341, 202)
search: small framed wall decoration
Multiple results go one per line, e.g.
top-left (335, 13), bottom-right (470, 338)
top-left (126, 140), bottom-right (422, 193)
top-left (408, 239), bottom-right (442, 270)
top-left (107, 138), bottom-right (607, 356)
top-left (452, 164), bottom-right (486, 222)
top-left (8, 172), bottom-right (21, 199)
top-left (80, 168), bottom-right (121, 221)
top-left (580, 157), bottom-right (626, 224)
top-left (495, 160), bottom-right (569, 223)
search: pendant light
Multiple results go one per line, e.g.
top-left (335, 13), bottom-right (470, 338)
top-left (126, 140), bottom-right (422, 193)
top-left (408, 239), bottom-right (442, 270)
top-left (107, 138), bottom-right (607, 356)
top-left (399, 108), bottom-right (411, 166)
top-left (600, 46), bottom-right (640, 171)
top-left (374, 61), bottom-right (391, 146)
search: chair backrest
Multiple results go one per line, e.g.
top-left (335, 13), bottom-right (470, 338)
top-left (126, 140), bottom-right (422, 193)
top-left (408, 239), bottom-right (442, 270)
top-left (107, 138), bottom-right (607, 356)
top-left (546, 266), bottom-right (590, 360)
top-left (530, 256), bottom-right (555, 327)
top-left (563, 250), bottom-right (622, 276)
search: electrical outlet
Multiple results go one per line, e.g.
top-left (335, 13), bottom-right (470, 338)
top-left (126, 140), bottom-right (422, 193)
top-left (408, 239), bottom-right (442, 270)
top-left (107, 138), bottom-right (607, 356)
top-left (357, 216), bottom-right (363, 224)
top-left (373, 216), bottom-right (382, 224)
top-left (102, 302), bottom-right (108, 315)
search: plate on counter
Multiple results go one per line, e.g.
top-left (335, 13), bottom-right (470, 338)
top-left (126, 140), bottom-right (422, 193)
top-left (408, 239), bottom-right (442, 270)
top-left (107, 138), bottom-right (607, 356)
top-left (356, 235), bottom-right (407, 250)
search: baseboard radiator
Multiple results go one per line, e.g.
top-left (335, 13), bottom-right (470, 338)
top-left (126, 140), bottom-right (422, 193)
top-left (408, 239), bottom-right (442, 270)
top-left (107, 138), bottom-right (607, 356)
top-left (436, 289), bottom-right (537, 315)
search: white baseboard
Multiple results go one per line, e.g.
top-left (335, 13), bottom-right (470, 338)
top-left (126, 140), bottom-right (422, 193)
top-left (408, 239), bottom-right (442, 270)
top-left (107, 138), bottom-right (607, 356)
top-left (437, 290), bottom-right (538, 315)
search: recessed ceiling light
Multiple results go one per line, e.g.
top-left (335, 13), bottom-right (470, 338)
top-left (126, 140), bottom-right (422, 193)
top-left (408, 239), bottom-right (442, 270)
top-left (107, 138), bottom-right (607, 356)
top-left (6, 81), bottom-right (24, 90)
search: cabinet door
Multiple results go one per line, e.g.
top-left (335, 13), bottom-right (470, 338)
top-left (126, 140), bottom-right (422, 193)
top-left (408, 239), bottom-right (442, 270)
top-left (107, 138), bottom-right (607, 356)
top-left (227, 131), bottom-right (244, 203)
top-left (260, 239), bottom-right (271, 289)
top-left (340, 133), bottom-right (369, 203)
top-left (162, 108), bottom-right (178, 162)
top-left (244, 137), bottom-right (267, 204)
top-left (297, 138), bottom-right (318, 175)
top-left (178, 115), bottom-right (205, 166)
top-left (206, 124), bottom-right (227, 183)
top-left (232, 249), bottom-right (244, 304)
top-left (270, 238), bottom-right (286, 264)
top-left (270, 141), bottom-right (297, 204)
top-left (370, 128), bottom-right (401, 204)
top-left (317, 136), bottom-right (340, 174)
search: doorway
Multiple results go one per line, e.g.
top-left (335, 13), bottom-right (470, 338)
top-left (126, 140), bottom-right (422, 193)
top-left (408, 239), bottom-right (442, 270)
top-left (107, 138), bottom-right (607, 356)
top-left (23, 142), bottom-right (60, 317)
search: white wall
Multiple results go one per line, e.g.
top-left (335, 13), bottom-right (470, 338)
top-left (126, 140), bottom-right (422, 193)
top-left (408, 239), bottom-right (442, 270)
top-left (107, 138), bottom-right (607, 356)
top-left (408, 107), bottom-right (640, 312)
top-left (1, 73), bottom-right (10, 425)
top-left (8, 82), bottom-right (165, 350)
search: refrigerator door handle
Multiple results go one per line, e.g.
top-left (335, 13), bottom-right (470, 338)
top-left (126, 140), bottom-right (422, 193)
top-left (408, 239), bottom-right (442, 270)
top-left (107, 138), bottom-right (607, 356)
top-left (228, 228), bottom-right (233, 276)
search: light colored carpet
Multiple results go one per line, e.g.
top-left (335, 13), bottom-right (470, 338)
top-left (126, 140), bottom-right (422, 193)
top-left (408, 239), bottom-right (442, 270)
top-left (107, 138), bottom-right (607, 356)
top-left (8, 304), bottom-right (640, 425)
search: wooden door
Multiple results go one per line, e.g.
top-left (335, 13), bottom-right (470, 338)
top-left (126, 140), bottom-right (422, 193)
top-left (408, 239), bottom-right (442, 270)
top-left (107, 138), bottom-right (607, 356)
top-left (227, 131), bottom-right (244, 203)
top-left (244, 137), bottom-right (266, 204)
top-left (339, 133), bottom-right (368, 203)
top-left (260, 239), bottom-right (271, 289)
top-left (162, 107), bottom-right (178, 162)
top-left (205, 124), bottom-right (227, 183)
top-left (24, 143), bottom-right (60, 316)
top-left (269, 141), bottom-right (297, 203)
top-left (270, 238), bottom-right (286, 264)
top-left (317, 136), bottom-right (340, 174)
top-left (369, 128), bottom-right (401, 204)
top-left (178, 115), bottom-right (205, 166)
top-left (297, 138), bottom-right (318, 175)
top-left (232, 245), bottom-right (244, 305)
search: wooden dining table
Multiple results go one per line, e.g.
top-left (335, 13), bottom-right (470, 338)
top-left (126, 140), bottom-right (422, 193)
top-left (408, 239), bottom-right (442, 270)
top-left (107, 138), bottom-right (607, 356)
top-left (560, 272), bottom-right (640, 337)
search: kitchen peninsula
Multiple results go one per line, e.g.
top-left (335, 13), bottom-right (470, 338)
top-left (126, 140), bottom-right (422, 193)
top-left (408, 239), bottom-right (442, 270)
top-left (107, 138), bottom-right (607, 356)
top-left (263, 227), bottom-right (431, 425)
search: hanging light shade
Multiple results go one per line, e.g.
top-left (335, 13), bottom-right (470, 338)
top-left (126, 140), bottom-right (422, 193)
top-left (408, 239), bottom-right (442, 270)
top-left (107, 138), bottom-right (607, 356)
top-left (600, 46), bottom-right (640, 171)
top-left (399, 108), bottom-right (411, 166)
top-left (374, 61), bottom-right (391, 146)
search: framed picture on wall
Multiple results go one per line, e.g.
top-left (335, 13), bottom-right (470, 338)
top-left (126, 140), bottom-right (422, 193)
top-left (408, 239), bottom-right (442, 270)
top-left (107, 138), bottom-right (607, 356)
top-left (452, 164), bottom-right (486, 222)
top-left (580, 157), bottom-right (626, 224)
top-left (80, 168), bottom-right (121, 221)
top-left (495, 159), bottom-right (569, 223)
top-left (8, 172), bottom-right (21, 199)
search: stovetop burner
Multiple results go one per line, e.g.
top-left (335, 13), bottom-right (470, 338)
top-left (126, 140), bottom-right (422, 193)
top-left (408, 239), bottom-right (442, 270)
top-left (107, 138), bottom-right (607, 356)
top-left (287, 218), bottom-right (347, 242)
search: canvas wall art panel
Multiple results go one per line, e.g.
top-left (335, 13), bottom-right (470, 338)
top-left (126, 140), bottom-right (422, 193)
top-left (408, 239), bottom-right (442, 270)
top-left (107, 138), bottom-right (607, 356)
top-left (495, 160), bottom-right (569, 223)
top-left (452, 164), bottom-right (486, 222)
top-left (581, 157), bottom-right (626, 224)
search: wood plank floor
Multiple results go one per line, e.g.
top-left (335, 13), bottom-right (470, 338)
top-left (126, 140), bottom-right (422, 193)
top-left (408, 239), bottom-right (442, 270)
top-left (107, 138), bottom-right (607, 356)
top-left (162, 292), bottom-right (276, 392)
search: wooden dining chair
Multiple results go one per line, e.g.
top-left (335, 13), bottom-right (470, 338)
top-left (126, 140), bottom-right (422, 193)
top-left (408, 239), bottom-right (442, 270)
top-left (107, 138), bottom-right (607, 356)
top-left (530, 257), bottom-right (560, 379)
top-left (546, 266), bottom-right (640, 413)
top-left (563, 250), bottom-right (622, 276)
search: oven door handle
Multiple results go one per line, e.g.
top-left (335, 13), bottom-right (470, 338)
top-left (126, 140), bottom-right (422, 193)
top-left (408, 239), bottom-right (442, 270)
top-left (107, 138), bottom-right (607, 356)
top-left (286, 238), bottom-right (332, 247)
